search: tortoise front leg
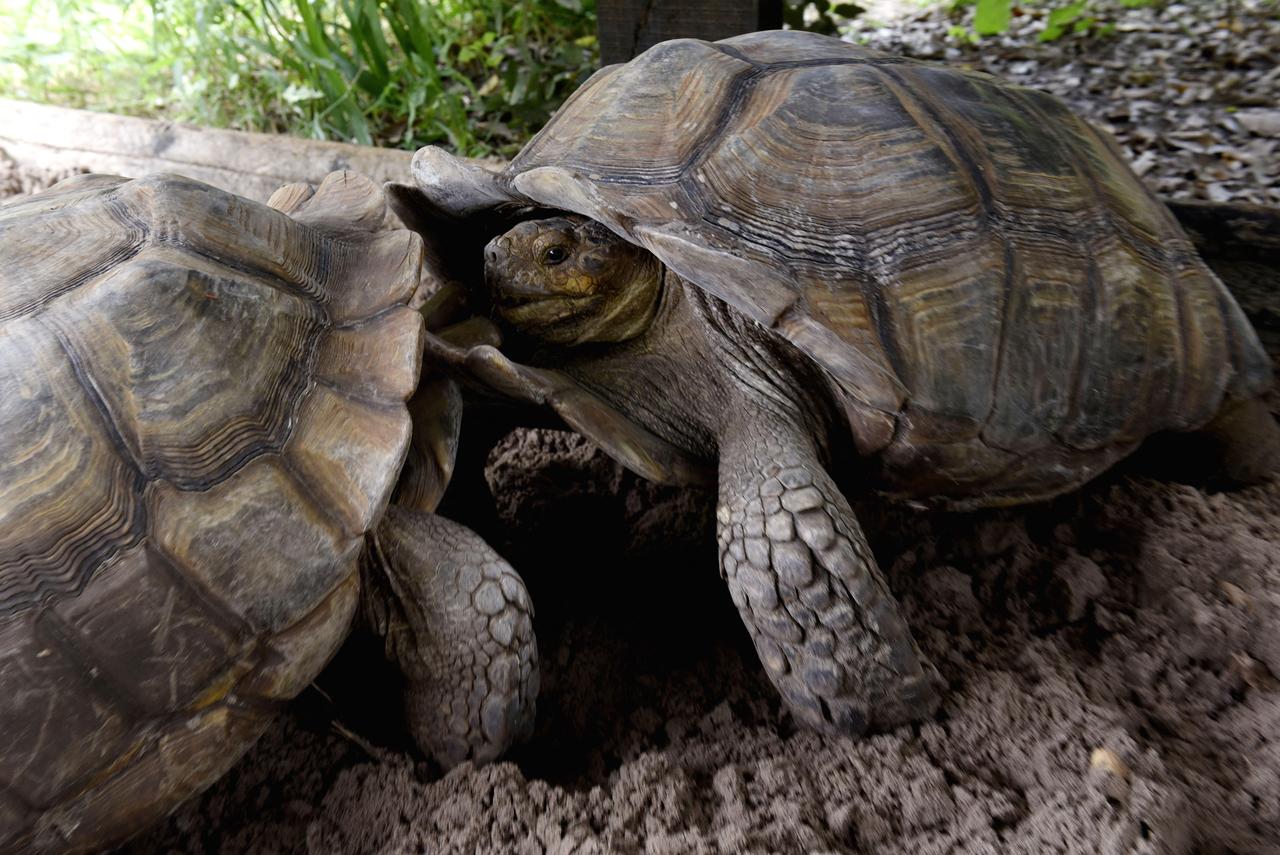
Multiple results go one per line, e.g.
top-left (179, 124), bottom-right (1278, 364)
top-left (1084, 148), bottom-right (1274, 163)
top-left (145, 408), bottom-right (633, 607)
top-left (422, 331), bottom-right (713, 487)
top-left (362, 506), bottom-right (538, 768)
top-left (717, 415), bottom-right (941, 735)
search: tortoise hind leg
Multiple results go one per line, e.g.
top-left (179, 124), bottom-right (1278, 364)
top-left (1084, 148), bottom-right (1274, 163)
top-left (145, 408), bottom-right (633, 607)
top-left (362, 506), bottom-right (538, 768)
top-left (717, 413), bottom-right (942, 735)
top-left (1196, 397), bottom-right (1280, 485)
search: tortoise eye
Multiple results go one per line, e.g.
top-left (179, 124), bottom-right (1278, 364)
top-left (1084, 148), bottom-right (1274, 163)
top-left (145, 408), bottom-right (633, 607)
top-left (543, 245), bottom-right (568, 265)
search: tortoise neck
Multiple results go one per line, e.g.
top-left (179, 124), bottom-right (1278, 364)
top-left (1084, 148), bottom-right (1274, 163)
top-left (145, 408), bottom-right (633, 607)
top-left (559, 272), bottom-right (835, 461)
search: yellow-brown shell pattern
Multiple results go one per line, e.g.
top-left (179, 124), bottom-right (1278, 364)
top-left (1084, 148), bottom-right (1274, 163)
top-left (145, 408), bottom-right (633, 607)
top-left (506, 30), bottom-right (1271, 494)
top-left (0, 171), bottom-right (425, 852)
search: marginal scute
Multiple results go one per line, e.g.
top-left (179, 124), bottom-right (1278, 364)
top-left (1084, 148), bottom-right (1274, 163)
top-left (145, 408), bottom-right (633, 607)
top-left (236, 572), bottom-right (359, 701)
top-left (392, 375), bottom-right (463, 514)
top-left (982, 247), bottom-right (1089, 452)
top-left (316, 306), bottom-right (424, 405)
top-left (1171, 265), bottom-right (1231, 425)
top-left (266, 181), bottom-right (316, 215)
top-left (284, 170), bottom-right (390, 234)
top-left (0, 183), bottom-right (145, 323)
top-left (1217, 276), bottom-right (1274, 398)
top-left (282, 382), bottom-right (413, 538)
top-left (31, 704), bottom-right (271, 854)
top-left (324, 227), bottom-right (426, 323)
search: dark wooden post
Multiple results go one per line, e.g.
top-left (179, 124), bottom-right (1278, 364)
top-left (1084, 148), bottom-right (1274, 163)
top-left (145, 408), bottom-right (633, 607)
top-left (597, 0), bottom-right (783, 65)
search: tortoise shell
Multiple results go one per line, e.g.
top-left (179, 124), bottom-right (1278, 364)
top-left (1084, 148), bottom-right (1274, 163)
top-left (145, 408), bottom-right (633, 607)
top-left (428, 30), bottom-right (1271, 499)
top-left (0, 171), bottom-right (424, 852)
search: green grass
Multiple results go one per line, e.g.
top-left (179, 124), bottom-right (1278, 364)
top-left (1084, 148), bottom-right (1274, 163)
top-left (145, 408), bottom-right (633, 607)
top-left (0, 0), bottom-right (598, 157)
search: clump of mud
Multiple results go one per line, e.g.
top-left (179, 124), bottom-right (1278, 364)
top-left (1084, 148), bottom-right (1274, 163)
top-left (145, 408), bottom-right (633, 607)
top-left (130, 343), bottom-right (1280, 853)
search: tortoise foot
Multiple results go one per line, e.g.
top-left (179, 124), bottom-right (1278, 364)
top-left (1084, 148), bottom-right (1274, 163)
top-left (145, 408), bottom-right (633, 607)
top-left (364, 507), bottom-right (538, 768)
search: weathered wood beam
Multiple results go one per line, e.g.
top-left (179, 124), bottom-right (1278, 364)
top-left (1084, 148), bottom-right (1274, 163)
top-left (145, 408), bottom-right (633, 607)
top-left (1165, 199), bottom-right (1280, 264)
top-left (597, 0), bottom-right (782, 64)
top-left (0, 98), bottom-right (414, 201)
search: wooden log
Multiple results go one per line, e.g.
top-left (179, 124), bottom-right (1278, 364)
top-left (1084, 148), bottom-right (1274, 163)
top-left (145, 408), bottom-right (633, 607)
top-left (597, 0), bottom-right (782, 64)
top-left (0, 99), bottom-right (413, 202)
top-left (1165, 198), bottom-right (1280, 264)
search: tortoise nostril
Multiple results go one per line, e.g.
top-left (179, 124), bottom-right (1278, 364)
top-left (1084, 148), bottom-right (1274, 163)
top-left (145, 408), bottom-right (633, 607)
top-left (484, 242), bottom-right (501, 266)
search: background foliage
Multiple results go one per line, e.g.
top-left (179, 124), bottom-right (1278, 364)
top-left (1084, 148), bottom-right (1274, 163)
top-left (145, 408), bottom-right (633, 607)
top-left (0, 0), bottom-right (1220, 157)
top-left (0, 0), bottom-right (874, 156)
top-left (0, 0), bottom-right (598, 157)
top-left (968, 0), bottom-right (1158, 40)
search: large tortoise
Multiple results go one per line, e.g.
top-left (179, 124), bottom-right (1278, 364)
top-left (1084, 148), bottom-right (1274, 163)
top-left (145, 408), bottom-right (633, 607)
top-left (0, 171), bottom-right (538, 853)
top-left (410, 30), bottom-right (1279, 737)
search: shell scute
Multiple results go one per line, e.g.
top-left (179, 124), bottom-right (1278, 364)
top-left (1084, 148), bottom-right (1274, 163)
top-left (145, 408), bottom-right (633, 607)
top-left (49, 543), bottom-right (250, 715)
top-left (0, 611), bottom-right (135, 807)
top-left (491, 31), bottom-right (1270, 469)
top-left (0, 319), bottom-right (146, 615)
top-left (982, 252), bottom-right (1089, 451)
top-left (282, 381), bottom-right (414, 539)
top-left (717, 29), bottom-right (882, 64)
top-left (0, 185), bottom-right (145, 323)
top-left (44, 249), bottom-right (323, 487)
top-left (147, 458), bottom-right (360, 635)
top-left (514, 39), bottom-right (750, 186)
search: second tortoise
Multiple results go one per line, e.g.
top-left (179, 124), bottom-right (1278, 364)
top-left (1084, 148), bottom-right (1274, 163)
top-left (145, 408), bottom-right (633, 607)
top-left (409, 30), bottom-right (1279, 737)
top-left (0, 171), bottom-right (536, 853)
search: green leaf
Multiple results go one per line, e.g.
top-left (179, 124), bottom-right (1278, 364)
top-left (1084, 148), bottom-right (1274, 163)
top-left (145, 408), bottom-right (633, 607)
top-left (1038, 0), bottom-right (1086, 41)
top-left (1046, 1), bottom-right (1087, 27)
top-left (974, 0), bottom-right (1011, 36)
top-left (830, 2), bottom-right (864, 16)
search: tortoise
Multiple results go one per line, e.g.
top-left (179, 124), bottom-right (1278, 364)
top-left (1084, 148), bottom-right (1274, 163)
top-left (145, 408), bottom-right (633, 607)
top-left (406, 29), bottom-right (1279, 738)
top-left (0, 170), bottom-right (538, 853)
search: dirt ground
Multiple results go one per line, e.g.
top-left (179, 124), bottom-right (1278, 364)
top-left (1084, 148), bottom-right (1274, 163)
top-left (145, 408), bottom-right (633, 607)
top-left (108, 274), bottom-right (1278, 854)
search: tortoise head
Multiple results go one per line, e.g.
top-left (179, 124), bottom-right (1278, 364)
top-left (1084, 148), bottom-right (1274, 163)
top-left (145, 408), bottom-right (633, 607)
top-left (483, 215), bottom-right (663, 345)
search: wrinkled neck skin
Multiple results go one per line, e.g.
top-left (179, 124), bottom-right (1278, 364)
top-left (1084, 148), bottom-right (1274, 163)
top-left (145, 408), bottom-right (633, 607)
top-left (530, 268), bottom-right (836, 463)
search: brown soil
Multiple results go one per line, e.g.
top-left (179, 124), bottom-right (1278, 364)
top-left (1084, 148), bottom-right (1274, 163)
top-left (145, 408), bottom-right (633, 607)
top-left (126, 306), bottom-right (1280, 853)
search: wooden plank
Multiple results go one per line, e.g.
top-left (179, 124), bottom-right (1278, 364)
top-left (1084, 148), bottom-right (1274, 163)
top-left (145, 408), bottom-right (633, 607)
top-left (597, 0), bottom-right (782, 65)
top-left (0, 99), bottom-right (414, 201)
top-left (1165, 198), bottom-right (1280, 264)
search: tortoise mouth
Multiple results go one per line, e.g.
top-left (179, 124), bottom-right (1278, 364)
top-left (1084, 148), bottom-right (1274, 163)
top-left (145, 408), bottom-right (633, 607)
top-left (496, 293), bottom-right (604, 326)
top-left (494, 290), bottom-right (597, 306)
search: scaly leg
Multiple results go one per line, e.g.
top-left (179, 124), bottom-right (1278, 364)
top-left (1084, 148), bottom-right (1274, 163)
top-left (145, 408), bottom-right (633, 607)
top-left (362, 506), bottom-right (538, 767)
top-left (717, 414), bottom-right (941, 735)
